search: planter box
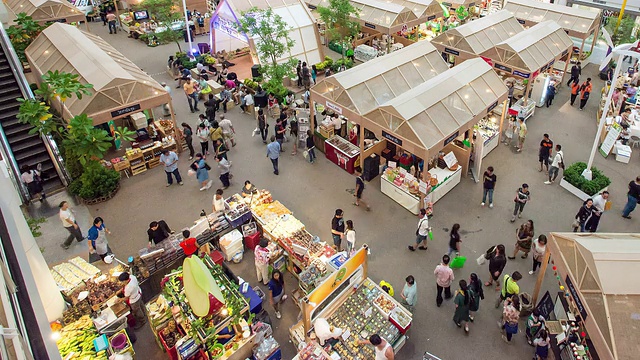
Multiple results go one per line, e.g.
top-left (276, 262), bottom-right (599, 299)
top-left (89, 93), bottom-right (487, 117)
top-left (559, 178), bottom-right (608, 201)
top-left (78, 183), bottom-right (120, 205)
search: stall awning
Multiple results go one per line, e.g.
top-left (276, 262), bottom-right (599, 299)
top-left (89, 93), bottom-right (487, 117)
top-left (229, 0), bottom-right (302, 12)
top-left (311, 41), bottom-right (448, 115)
top-left (5, 0), bottom-right (86, 25)
top-left (431, 10), bottom-right (524, 55)
top-left (550, 233), bottom-right (640, 360)
top-left (350, 0), bottom-right (418, 31)
top-left (503, 0), bottom-right (600, 39)
top-left (25, 23), bottom-right (170, 125)
top-left (390, 0), bottom-right (444, 20)
top-left (480, 20), bottom-right (573, 73)
top-left (363, 58), bottom-right (507, 151)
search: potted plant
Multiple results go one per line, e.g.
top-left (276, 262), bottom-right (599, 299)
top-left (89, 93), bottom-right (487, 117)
top-left (559, 162), bottom-right (611, 201)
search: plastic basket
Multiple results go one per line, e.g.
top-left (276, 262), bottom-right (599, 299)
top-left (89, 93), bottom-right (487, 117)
top-left (242, 222), bottom-right (258, 237)
top-left (253, 286), bottom-right (265, 300)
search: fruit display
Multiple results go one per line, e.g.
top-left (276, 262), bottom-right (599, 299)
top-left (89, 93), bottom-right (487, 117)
top-left (286, 230), bottom-right (324, 256)
top-left (390, 306), bottom-right (411, 329)
top-left (251, 200), bottom-right (291, 219)
top-left (225, 194), bottom-right (250, 221)
top-left (160, 320), bottom-right (181, 348)
top-left (264, 215), bottom-right (305, 240)
top-left (53, 262), bottom-right (90, 284)
top-left (62, 299), bottom-right (92, 324)
top-left (82, 278), bottom-right (122, 307)
top-left (68, 257), bottom-right (101, 276)
top-left (246, 189), bottom-right (273, 205)
top-left (299, 258), bottom-right (328, 289)
top-left (298, 342), bottom-right (330, 360)
top-left (374, 293), bottom-right (397, 316)
top-left (148, 295), bottom-right (171, 326)
top-left (384, 167), bottom-right (420, 196)
top-left (56, 315), bottom-right (107, 360)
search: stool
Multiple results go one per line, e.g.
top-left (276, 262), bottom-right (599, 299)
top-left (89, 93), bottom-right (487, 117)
top-left (630, 135), bottom-right (640, 149)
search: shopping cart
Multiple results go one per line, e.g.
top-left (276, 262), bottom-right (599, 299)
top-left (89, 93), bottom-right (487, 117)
top-left (423, 351), bottom-right (443, 360)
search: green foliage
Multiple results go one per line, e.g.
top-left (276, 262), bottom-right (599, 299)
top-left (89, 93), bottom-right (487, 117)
top-left (155, 28), bottom-right (184, 51)
top-left (331, 58), bottom-right (353, 71)
top-left (138, 0), bottom-right (183, 51)
top-left (62, 114), bottom-right (114, 165)
top-left (114, 126), bottom-right (136, 143)
top-left (235, 8), bottom-right (297, 90)
top-left (315, 56), bottom-right (334, 71)
top-left (243, 78), bottom-right (259, 90)
top-left (68, 161), bottom-right (120, 200)
top-left (317, 0), bottom-right (360, 59)
top-left (263, 81), bottom-right (288, 103)
top-left (16, 99), bottom-right (59, 135)
top-left (605, 15), bottom-right (638, 46)
top-left (563, 162), bottom-right (611, 196)
top-left (26, 217), bottom-right (46, 238)
top-left (40, 70), bottom-right (93, 102)
top-left (6, 13), bottom-right (45, 63)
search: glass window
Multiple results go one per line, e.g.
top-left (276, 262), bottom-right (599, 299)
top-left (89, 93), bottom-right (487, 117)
top-left (366, 76), bottom-right (395, 108)
top-left (441, 92), bottom-right (472, 124)
top-left (383, 68), bottom-right (410, 96)
top-left (457, 84), bottom-right (485, 114)
top-left (469, 78), bottom-right (494, 107)
top-left (350, 83), bottom-right (377, 114)
top-left (398, 62), bottom-right (423, 88)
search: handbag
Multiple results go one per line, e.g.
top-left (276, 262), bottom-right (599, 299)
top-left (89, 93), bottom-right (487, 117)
top-left (204, 163), bottom-right (211, 171)
top-left (450, 256), bottom-right (467, 269)
top-left (303, 150), bottom-right (309, 159)
top-left (571, 219), bottom-right (580, 229)
top-left (477, 254), bottom-right (487, 266)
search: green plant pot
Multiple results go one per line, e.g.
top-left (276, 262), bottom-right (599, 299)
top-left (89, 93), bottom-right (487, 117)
top-left (560, 162), bottom-right (611, 200)
top-left (210, 343), bottom-right (225, 359)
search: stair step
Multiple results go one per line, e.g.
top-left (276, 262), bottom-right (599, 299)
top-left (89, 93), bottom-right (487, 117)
top-left (1, 115), bottom-right (25, 128)
top-left (4, 123), bottom-right (33, 136)
top-left (0, 86), bottom-right (20, 96)
top-left (7, 131), bottom-right (39, 144)
top-left (14, 147), bottom-right (49, 163)
top-left (0, 107), bottom-right (18, 120)
top-left (10, 137), bottom-right (43, 153)
top-left (0, 93), bottom-right (21, 106)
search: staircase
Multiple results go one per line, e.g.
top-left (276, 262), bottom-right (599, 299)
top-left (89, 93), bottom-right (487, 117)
top-left (0, 46), bottom-right (65, 198)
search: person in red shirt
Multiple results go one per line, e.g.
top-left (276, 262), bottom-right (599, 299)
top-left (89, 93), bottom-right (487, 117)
top-left (179, 230), bottom-right (198, 256)
top-left (579, 78), bottom-right (592, 110)
top-left (569, 80), bottom-right (580, 106)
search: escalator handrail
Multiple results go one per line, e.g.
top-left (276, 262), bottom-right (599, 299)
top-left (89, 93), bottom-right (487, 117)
top-left (0, 23), bottom-right (71, 191)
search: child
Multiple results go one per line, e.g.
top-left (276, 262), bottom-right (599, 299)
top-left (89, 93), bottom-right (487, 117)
top-left (533, 329), bottom-right (550, 359)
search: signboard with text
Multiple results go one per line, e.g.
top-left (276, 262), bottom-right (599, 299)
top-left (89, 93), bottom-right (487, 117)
top-left (444, 48), bottom-right (460, 56)
top-left (382, 130), bottom-right (403, 146)
top-left (111, 104), bottom-right (141, 118)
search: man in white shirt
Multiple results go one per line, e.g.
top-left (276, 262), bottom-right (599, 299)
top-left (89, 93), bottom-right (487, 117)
top-left (59, 201), bottom-right (83, 249)
top-left (240, 92), bottom-right (254, 114)
top-left (331, 114), bottom-right (342, 137)
top-left (408, 208), bottom-right (429, 251)
top-left (586, 191), bottom-right (609, 232)
top-left (218, 115), bottom-right (236, 147)
top-left (212, 188), bottom-right (228, 214)
top-left (118, 272), bottom-right (146, 329)
top-left (545, 144), bottom-right (564, 185)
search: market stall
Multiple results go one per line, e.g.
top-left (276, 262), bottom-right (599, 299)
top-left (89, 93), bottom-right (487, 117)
top-left (431, 10), bottom-right (524, 67)
top-left (309, 40), bottom-right (449, 174)
top-left (503, 0), bottom-right (601, 64)
top-left (362, 58), bottom-right (508, 212)
top-left (4, 0), bottom-right (88, 28)
top-left (389, 0), bottom-right (444, 43)
top-left (290, 247), bottom-right (413, 359)
top-left (531, 232), bottom-right (640, 360)
top-left (479, 20), bottom-right (574, 114)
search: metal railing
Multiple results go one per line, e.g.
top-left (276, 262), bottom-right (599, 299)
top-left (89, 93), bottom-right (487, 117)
top-left (0, 24), bottom-right (72, 197)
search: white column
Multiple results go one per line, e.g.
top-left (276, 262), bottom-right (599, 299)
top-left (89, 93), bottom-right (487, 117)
top-left (182, 0), bottom-right (194, 55)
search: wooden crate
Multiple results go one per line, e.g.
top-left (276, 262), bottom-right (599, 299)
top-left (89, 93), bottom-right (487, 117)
top-left (319, 124), bottom-right (334, 138)
top-left (129, 154), bottom-right (147, 176)
top-left (147, 157), bottom-right (161, 169)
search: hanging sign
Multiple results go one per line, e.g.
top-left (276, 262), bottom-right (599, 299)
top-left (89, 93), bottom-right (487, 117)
top-left (444, 48), bottom-right (460, 56)
top-left (427, 15), bottom-right (437, 21)
top-left (487, 100), bottom-right (499, 113)
top-left (111, 104), bottom-right (141, 118)
top-left (513, 70), bottom-right (530, 78)
top-left (325, 101), bottom-right (342, 115)
top-left (364, 22), bottom-right (376, 29)
top-left (443, 131), bottom-right (459, 146)
top-left (494, 63), bottom-right (512, 73)
top-left (565, 275), bottom-right (588, 320)
top-left (382, 130), bottom-right (403, 146)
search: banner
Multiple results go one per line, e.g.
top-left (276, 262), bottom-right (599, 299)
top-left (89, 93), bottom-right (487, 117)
top-left (307, 248), bottom-right (367, 309)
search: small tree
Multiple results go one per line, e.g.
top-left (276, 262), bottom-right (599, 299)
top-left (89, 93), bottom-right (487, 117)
top-left (236, 7), bottom-right (297, 99)
top-left (317, 0), bottom-right (360, 60)
top-left (605, 15), bottom-right (638, 46)
top-left (6, 13), bottom-right (45, 63)
top-left (138, 0), bottom-right (184, 51)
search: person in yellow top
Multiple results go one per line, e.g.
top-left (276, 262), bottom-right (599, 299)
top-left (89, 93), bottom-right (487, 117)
top-left (496, 271), bottom-right (522, 307)
top-left (183, 77), bottom-right (200, 113)
top-left (379, 280), bottom-right (394, 296)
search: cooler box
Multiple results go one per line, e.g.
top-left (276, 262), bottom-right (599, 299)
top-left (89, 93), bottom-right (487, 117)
top-left (220, 230), bottom-right (244, 261)
top-left (244, 232), bottom-right (261, 250)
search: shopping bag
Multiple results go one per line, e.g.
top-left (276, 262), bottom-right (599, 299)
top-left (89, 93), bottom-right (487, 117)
top-left (476, 254), bottom-right (486, 266)
top-left (604, 200), bottom-right (612, 211)
top-left (303, 150), bottom-right (309, 159)
top-left (428, 229), bottom-right (434, 240)
top-left (450, 256), bottom-right (467, 269)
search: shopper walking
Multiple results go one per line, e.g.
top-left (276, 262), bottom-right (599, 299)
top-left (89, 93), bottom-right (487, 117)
top-left (545, 145), bottom-right (564, 184)
top-left (408, 208), bottom-right (429, 251)
top-left (533, 329), bottom-right (551, 359)
top-left (511, 183), bottom-right (531, 222)
top-left (468, 273), bottom-right (484, 321)
top-left (218, 115), bottom-right (236, 148)
top-left (210, 121), bottom-right (223, 148)
top-left (400, 275), bottom-right (417, 313)
top-left (358, 335), bottom-right (393, 360)
top-left (305, 129), bottom-right (316, 163)
top-left (567, 62), bottom-right (581, 86)
top-left (258, 109), bottom-right (268, 144)
top-left (196, 123), bottom-right (210, 155)
top-left (434, 254), bottom-right (454, 307)
top-left (502, 116), bottom-right (516, 146)
top-left (20, 164), bottom-right (46, 202)
top-left (275, 118), bottom-right (286, 152)
top-left (204, 94), bottom-right (217, 123)
top-left (254, 239), bottom-right (270, 285)
top-left (183, 77), bottom-right (200, 113)
top-left (118, 272), bottom-right (146, 329)
top-left (516, 117), bottom-right (527, 152)
top-left (570, 80), bottom-right (580, 106)
top-left (192, 153), bottom-right (212, 191)
top-left (538, 134), bottom-right (553, 173)
top-left (106, 11), bottom-right (117, 34)
top-left (266, 136), bottom-right (281, 175)
top-left (526, 309), bottom-right (546, 345)
top-left (578, 78), bottom-right (592, 110)
top-left (352, 167), bottom-right (371, 210)
top-left (268, 270), bottom-right (287, 319)
top-left (59, 201), bottom-right (83, 250)
top-left (453, 279), bottom-right (471, 333)
top-left (448, 223), bottom-right (461, 258)
top-left (545, 83), bottom-right (556, 107)
top-left (215, 156), bottom-right (231, 189)
top-left (87, 217), bottom-right (112, 263)
top-left (574, 199), bottom-right (595, 232)
top-left (501, 295), bottom-right (521, 343)
top-left (181, 123), bottom-right (195, 160)
top-left (586, 191), bottom-right (609, 232)
top-left (345, 220), bottom-right (356, 257)
top-left (622, 176), bottom-right (640, 219)
top-left (160, 149), bottom-right (183, 186)
top-left (530, 234), bottom-right (547, 275)
top-left (509, 220), bottom-right (534, 259)
top-left (302, 62), bottom-right (311, 90)
top-left (497, 271), bottom-right (522, 309)
top-left (331, 209), bottom-right (345, 252)
top-left (214, 138), bottom-right (229, 161)
top-left (481, 166), bottom-right (496, 208)
top-left (484, 244), bottom-right (507, 291)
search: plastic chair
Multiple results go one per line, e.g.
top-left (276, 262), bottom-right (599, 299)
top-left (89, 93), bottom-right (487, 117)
top-left (630, 135), bottom-right (640, 149)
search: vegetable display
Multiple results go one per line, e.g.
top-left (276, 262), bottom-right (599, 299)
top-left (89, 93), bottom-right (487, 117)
top-left (56, 316), bottom-right (107, 360)
top-left (183, 256), bottom-right (226, 317)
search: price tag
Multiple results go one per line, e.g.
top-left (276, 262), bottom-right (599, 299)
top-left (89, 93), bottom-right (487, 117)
top-left (419, 180), bottom-right (428, 194)
top-left (342, 329), bottom-right (351, 341)
top-left (388, 161), bottom-right (397, 168)
top-left (405, 173), bottom-right (415, 182)
top-left (443, 151), bottom-right (458, 168)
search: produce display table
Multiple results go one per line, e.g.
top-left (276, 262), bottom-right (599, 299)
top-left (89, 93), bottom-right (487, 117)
top-left (324, 135), bottom-right (360, 174)
top-left (428, 166), bottom-right (462, 204)
top-left (380, 175), bottom-right (420, 215)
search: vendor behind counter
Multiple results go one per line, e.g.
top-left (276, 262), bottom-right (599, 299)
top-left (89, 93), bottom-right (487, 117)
top-left (147, 220), bottom-right (173, 247)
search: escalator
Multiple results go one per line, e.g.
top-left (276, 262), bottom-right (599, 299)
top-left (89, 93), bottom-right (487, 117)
top-left (0, 30), bottom-right (66, 200)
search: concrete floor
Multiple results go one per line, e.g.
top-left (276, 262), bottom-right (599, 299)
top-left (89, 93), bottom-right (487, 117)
top-left (30, 21), bottom-right (640, 360)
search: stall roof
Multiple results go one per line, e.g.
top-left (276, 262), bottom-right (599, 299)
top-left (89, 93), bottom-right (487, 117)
top-left (364, 58), bottom-right (507, 151)
top-left (431, 10), bottom-right (524, 55)
top-left (311, 41), bottom-right (449, 115)
top-left (550, 233), bottom-right (640, 360)
top-left (350, 0), bottom-right (418, 30)
top-left (25, 23), bottom-right (169, 125)
top-left (480, 20), bottom-right (573, 73)
top-left (503, 0), bottom-right (600, 38)
top-left (390, 0), bottom-right (444, 19)
top-left (228, 0), bottom-right (301, 12)
top-left (5, 0), bottom-right (86, 24)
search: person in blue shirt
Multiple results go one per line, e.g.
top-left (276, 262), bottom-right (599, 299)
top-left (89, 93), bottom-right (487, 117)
top-left (266, 136), bottom-right (281, 175)
top-left (160, 149), bottom-right (183, 186)
top-left (87, 217), bottom-right (111, 262)
top-left (268, 270), bottom-right (287, 319)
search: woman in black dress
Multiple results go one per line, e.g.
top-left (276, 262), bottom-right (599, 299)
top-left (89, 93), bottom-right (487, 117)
top-left (485, 244), bottom-right (507, 292)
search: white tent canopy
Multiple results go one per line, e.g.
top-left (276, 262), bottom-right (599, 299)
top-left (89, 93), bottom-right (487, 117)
top-left (390, 0), bottom-right (444, 20)
top-left (311, 41), bottom-right (449, 115)
top-left (363, 58), bottom-right (507, 151)
top-left (350, 0), bottom-right (418, 31)
top-left (431, 10), bottom-right (524, 55)
top-left (5, 0), bottom-right (85, 25)
top-left (480, 20), bottom-right (573, 72)
top-left (503, 0), bottom-right (600, 38)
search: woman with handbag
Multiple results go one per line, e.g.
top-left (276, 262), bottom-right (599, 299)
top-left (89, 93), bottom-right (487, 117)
top-left (575, 199), bottom-right (595, 232)
top-left (501, 295), bottom-right (521, 343)
top-left (20, 164), bottom-right (46, 202)
top-left (484, 244), bottom-right (507, 291)
top-left (509, 220), bottom-right (534, 259)
top-left (453, 279), bottom-right (471, 333)
top-left (192, 153), bottom-right (212, 191)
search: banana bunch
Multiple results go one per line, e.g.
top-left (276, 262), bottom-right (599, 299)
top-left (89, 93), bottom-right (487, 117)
top-left (56, 316), bottom-right (108, 360)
